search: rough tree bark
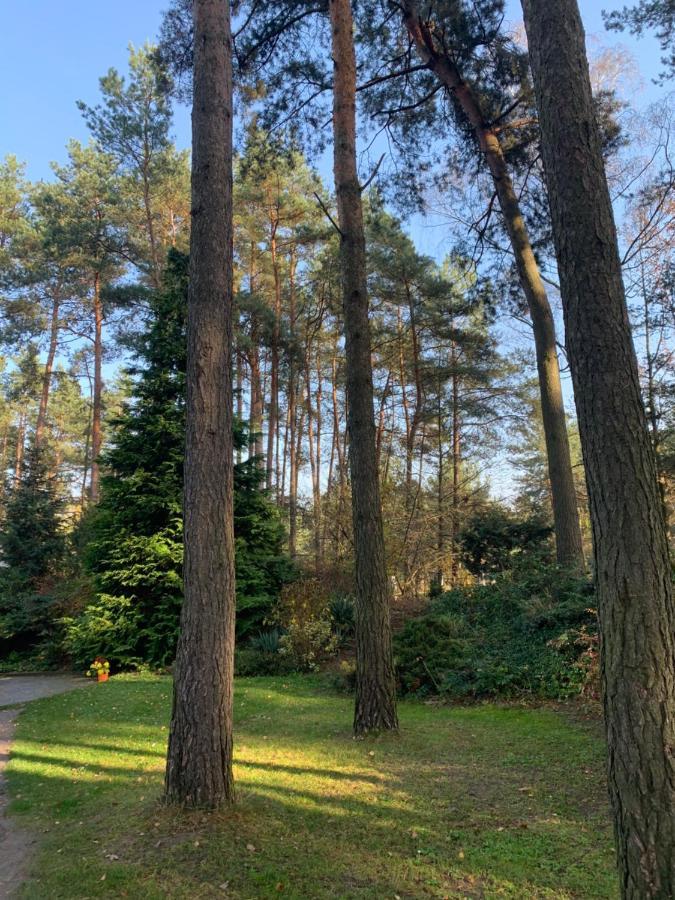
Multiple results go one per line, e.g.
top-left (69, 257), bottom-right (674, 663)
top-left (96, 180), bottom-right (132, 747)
top-left (164, 0), bottom-right (236, 808)
top-left (266, 211), bottom-right (281, 493)
top-left (89, 271), bottom-right (103, 503)
top-left (35, 293), bottom-right (60, 447)
top-left (400, 0), bottom-right (584, 572)
top-left (521, 1), bottom-right (675, 895)
top-left (14, 411), bottom-right (25, 485)
top-left (329, 0), bottom-right (398, 734)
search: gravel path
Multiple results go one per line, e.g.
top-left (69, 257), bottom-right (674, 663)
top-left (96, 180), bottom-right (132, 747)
top-left (0, 675), bottom-right (90, 898)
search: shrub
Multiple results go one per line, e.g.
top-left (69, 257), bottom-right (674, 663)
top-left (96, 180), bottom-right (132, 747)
top-left (394, 614), bottom-right (468, 695)
top-left (271, 578), bottom-right (339, 672)
top-left (332, 659), bottom-right (357, 693)
top-left (394, 565), bottom-right (597, 700)
top-left (249, 628), bottom-right (283, 654)
top-left (61, 594), bottom-right (143, 671)
top-left (329, 593), bottom-right (355, 643)
top-left (234, 647), bottom-right (296, 677)
top-left (458, 507), bottom-right (553, 577)
top-left (279, 617), bottom-right (338, 672)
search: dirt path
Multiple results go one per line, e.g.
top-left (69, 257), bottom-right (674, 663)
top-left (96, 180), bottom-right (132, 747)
top-left (0, 675), bottom-right (90, 898)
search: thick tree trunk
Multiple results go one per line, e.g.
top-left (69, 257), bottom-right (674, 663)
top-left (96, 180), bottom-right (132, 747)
top-left (164, 0), bottom-right (236, 808)
top-left (521, 2), bottom-right (675, 895)
top-left (35, 294), bottom-right (60, 447)
top-left (89, 271), bottom-right (103, 503)
top-left (330, 0), bottom-right (398, 734)
top-left (401, 0), bottom-right (584, 572)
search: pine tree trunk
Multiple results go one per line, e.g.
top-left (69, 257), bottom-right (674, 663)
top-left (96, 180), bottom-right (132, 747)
top-left (35, 294), bottom-right (60, 447)
top-left (142, 156), bottom-right (162, 290)
top-left (315, 357), bottom-right (323, 561)
top-left (451, 361), bottom-right (460, 586)
top-left (329, 0), bottom-right (398, 734)
top-left (266, 220), bottom-right (281, 493)
top-left (642, 261), bottom-right (669, 529)
top-left (248, 339), bottom-right (264, 463)
top-left (235, 344), bottom-right (243, 465)
top-left (89, 271), bottom-right (103, 503)
top-left (14, 412), bottom-right (25, 485)
top-left (521, 2), bottom-right (675, 895)
top-left (0, 428), bottom-right (8, 506)
top-left (164, 0), bottom-right (236, 809)
top-left (401, 0), bottom-right (584, 572)
top-left (288, 252), bottom-right (298, 556)
top-left (81, 394), bottom-right (92, 510)
top-left (436, 367), bottom-right (445, 589)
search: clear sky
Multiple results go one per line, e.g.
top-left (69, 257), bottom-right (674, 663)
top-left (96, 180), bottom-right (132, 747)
top-left (0, 0), bottom-right (665, 183)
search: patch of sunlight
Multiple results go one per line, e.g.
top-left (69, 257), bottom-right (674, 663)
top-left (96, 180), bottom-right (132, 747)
top-left (8, 757), bottom-right (130, 784)
top-left (9, 742), bottom-right (154, 772)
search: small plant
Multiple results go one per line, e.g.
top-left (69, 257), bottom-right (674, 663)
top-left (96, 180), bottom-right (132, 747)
top-left (329, 593), bottom-right (355, 642)
top-left (332, 659), bottom-right (357, 693)
top-left (86, 656), bottom-right (110, 678)
top-left (249, 628), bottom-right (282, 654)
top-left (234, 647), bottom-right (296, 676)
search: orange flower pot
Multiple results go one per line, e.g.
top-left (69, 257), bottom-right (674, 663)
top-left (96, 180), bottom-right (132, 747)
top-left (97, 672), bottom-right (109, 683)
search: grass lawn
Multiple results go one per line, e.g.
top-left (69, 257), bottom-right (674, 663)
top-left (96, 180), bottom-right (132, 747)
top-left (5, 674), bottom-right (617, 899)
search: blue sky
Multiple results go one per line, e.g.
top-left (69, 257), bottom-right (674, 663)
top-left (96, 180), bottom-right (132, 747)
top-left (0, 1), bottom-right (666, 500)
top-left (0, 0), bottom-right (665, 183)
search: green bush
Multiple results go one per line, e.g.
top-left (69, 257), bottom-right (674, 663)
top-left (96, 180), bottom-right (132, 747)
top-left (331, 659), bottom-right (357, 693)
top-left (61, 594), bottom-right (143, 671)
top-left (394, 565), bottom-right (597, 700)
top-left (249, 629), bottom-right (282, 654)
top-left (234, 647), bottom-right (297, 677)
top-left (329, 593), bottom-right (355, 643)
top-left (271, 578), bottom-right (339, 672)
top-left (458, 507), bottom-right (553, 577)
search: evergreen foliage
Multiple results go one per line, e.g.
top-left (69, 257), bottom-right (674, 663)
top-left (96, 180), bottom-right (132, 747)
top-left (0, 442), bottom-right (68, 654)
top-left (394, 563), bottom-right (597, 700)
top-left (66, 250), bottom-right (294, 668)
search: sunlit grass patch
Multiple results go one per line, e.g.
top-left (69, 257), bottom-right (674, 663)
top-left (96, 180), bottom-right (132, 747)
top-left (7, 674), bottom-right (617, 898)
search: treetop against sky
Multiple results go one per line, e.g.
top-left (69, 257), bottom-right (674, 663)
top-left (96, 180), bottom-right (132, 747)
top-left (0, 0), bottom-right (663, 189)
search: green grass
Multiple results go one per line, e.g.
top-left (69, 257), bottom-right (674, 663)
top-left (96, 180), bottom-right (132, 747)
top-left (6, 675), bottom-right (617, 898)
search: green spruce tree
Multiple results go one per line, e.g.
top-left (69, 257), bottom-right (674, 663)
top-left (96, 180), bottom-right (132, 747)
top-left (71, 251), bottom-right (293, 668)
top-left (0, 441), bottom-right (67, 655)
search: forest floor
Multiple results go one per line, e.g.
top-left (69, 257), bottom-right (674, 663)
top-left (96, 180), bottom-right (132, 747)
top-left (4, 674), bottom-right (618, 899)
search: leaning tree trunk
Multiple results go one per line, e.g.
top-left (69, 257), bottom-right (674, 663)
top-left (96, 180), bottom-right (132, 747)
top-left (164, 0), bottom-right (236, 808)
top-left (329, 0), bottom-right (398, 734)
top-left (521, 2), bottom-right (675, 896)
top-left (401, 0), bottom-right (584, 572)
